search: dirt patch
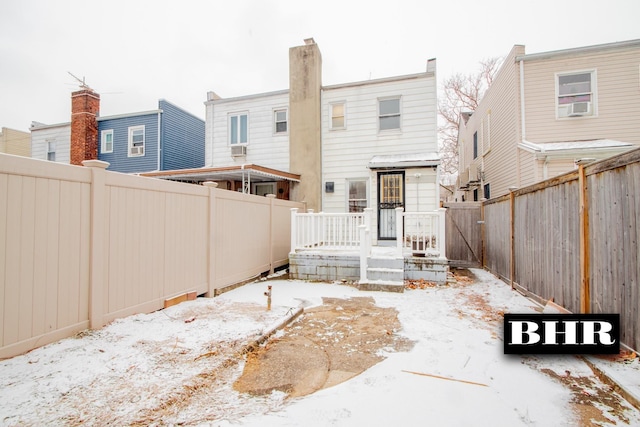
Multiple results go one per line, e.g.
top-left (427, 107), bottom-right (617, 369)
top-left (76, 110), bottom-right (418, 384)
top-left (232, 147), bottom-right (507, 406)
top-left (541, 367), bottom-right (633, 426)
top-left (234, 296), bottom-right (414, 397)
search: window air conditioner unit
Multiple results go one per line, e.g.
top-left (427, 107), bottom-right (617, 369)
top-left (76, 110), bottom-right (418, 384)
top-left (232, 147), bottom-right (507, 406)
top-left (231, 145), bottom-right (247, 157)
top-left (130, 146), bottom-right (144, 155)
top-left (469, 163), bottom-right (479, 182)
top-left (567, 101), bottom-right (591, 117)
top-left (459, 167), bottom-right (470, 185)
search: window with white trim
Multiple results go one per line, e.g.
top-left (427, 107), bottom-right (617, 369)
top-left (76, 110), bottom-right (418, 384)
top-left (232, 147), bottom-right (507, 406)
top-left (274, 109), bottom-right (287, 134)
top-left (378, 97), bottom-right (400, 131)
top-left (47, 140), bottom-right (56, 161)
top-left (556, 70), bottom-right (596, 118)
top-left (229, 113), bottom-right (248, 145)
top-left (330, 102), bottom-right (345, 130)
top-left (101, 129), bottom-right (113, 153)
top-left (128, 125), bottom-right (145, 157)
top-left (348, 179), bottom-right (367, 212)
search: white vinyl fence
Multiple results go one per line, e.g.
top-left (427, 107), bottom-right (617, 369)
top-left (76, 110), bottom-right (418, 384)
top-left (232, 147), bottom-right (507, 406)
top-left (0, 154), bottom-right (303, 359)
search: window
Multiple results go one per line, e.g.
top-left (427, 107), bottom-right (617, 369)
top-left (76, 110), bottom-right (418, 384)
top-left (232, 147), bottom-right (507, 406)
top-left (274, 109), bottom-right (287, 134)
top-left (47, 140), bottom-right (56, 161)
top-left (101, 129), bottom-right (113, 153)
top-left (348, 180), bottom-right (367, 212)
top-left (229, 113), bottom-right (248, 145)
top-left (484, 183), bottom-right (490, 200)
top-left (254, 182), bottom-right (276, 197)
top-left (128, 125), bottom-right (145, 157)
top-left (330, 102), bottom-right (345, 129)
top-left (378, 97), bottom-right (400, 131)
top-left (473, 188), bottom-right (478, 202)
top-left (557, 71), bottom-right (595, 118)
top-left (473, 132), bottom-right (478, 159)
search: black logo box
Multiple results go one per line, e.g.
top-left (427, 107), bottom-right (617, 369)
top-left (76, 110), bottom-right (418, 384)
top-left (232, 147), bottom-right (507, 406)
top-left (504, 313), bottom-right (620, 355)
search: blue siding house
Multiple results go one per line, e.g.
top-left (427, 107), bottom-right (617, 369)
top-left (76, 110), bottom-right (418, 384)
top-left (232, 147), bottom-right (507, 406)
top-left (97, 99), bottom-right (204, 173)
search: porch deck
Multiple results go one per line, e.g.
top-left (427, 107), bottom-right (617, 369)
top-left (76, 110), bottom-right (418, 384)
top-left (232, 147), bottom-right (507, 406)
top-left (289, 208), bottom-right (449, 292)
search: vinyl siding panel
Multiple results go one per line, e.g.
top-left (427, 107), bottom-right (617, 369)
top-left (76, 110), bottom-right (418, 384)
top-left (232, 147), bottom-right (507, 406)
top-left (523, 45), bottom-right (640, 144)
top-left (207, 91), bottom-right (289, 170)
top-left (30, 124), bottom-right (71, 164)
top-left (158, 100), bottom-right (205, 171)
top-left (321, 75), bottom-right (438, 213)
top-left (98, 114), bottom-right (159, 173)
top-left (459, 46), bottom-right (524, 199)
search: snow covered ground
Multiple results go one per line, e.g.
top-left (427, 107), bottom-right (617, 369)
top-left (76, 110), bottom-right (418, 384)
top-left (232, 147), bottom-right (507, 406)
top-left (1, 268), bottom-right (639, 426)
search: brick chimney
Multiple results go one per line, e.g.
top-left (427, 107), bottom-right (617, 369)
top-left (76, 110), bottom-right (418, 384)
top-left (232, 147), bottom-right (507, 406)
top-left (70, 88), bottom-right (100, 165)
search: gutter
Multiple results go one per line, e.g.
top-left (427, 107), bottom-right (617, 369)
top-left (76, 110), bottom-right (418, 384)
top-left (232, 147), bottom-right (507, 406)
top-left (157, 111), bottom-right (162, 170)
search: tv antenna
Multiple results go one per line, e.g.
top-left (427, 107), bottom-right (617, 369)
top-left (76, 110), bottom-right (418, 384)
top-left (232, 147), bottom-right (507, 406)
top-left (67, 71), bottom-right (92, 90)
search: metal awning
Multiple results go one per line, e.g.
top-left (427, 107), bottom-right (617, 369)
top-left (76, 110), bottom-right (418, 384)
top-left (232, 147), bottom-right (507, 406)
top-left (140, 164), bottom-right (300, 191)
top-left (368, 152), bottom-right (440, 169)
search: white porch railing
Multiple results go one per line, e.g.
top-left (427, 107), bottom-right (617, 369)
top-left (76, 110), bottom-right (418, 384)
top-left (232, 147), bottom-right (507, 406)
top-left (290, 207), bottom-right (446, 259)
top-left (290, 208), bottom-right (373, 251)
top-left (398, 208), bottom-right (447, 259)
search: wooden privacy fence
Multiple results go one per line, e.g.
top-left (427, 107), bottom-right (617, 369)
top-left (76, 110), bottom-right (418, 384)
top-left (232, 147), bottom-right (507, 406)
top-left (0, 154), bottom-right (303, 359)
top-left (483, 148), bottom-right (640, 351)
top-left (443, 202), bottom-right (482, 267)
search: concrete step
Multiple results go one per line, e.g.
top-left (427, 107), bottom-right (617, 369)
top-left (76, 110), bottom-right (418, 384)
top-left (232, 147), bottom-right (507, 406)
top-left (367, 256), bottom-right (404, 270)
top-left (357, 280), bottom-right (405, 293)
top-left (366, 267), bottom-right (404, 282)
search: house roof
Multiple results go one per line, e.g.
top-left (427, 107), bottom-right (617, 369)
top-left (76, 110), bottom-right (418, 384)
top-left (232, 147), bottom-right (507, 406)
top-left (516, 39), bottom-right (640, 62)
top-left (519, 139), bottom-right (636, 160)
top-left (139, 164), bottom-right (301, 183)
top-left (368, 152), bottom-right (440, 169)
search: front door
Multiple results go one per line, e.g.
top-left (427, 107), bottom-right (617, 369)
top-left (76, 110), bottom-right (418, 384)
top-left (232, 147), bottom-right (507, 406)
top-left (378, 172), bottom-right (404, 240)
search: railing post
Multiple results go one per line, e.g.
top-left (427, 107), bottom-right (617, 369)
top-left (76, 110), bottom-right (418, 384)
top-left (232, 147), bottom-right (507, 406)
top-left (438, 207), bottom-right (447, 259)
top-left (395, 207), bottom-right (404, 257)
top-left (266, 194), bottom-right (276, 275)
top-left (83, 159), bottom-right (109, 329)
top-left (290, 208), bottom-right (298, 254)
top-left (202, 182), bottom-right (218, 296)
top-left (359, 224), bottom-right (368, 283)
top-left (364, 208), bottom-right (373, 246)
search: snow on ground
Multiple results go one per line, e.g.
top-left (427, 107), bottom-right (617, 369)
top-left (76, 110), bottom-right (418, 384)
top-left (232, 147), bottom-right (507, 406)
top-left (1, 268), bottom-right (639, 426)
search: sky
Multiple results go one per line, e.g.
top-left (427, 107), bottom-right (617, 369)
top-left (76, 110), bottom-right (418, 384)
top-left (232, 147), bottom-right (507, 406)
top-left (1, 0), bottom-right (639, 131)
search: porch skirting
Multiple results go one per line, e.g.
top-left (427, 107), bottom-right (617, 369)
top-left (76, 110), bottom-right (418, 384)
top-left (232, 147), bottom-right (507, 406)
top-left (289, 250), bottom-right (449, 285)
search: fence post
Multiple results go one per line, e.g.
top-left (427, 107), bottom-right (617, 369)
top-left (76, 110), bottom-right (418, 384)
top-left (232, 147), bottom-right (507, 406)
top-left (290, 208), bottom-right (298, 253)
top-left (509, 187), bottom-right (516, 290)
top-left (364, 208), bottom-right (373, 246)
top-left (267, 194), bottom-right (276, 275)
top-left (359, 225), bottom-right (368, 283)
top-left (438, 208), bottom-right (447, 259)
top-left (395, 207), bottom-right (404, 257)
top-left (83, 160), bottom-right (109, 329)
top-left (203, 182), bottom-right (218, 296)
top-left (578, 165), bottom-right (590, 313)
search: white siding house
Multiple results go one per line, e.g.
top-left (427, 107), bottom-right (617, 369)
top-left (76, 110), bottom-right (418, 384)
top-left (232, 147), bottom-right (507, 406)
top-left (206, 90), bottom-right (290, 172)
top-left (204, 50), bottom-right (439, 243)
top-left (30, 122), bottom-right (71, 164)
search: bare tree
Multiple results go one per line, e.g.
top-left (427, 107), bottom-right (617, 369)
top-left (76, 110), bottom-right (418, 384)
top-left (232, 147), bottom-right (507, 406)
top-left (438, 57), bottom-right (501, 181)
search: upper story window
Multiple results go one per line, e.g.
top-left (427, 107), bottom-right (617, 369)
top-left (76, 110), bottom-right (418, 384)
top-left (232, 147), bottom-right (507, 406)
top-left (274, 109), bottom-right (287, 134)
top-left (556, 70), bottom-right (596, 118)
top-left (378, 97), bottom-right (401, 131)
top-left (128, 125), bottom-right (145, 157)
top-left (229, 113), bottom-right (248, 145)
top-left (330, 102), bottom-right (345, 130)
top-left (47, 140), bottom-right (56, 161)
top-left (101, 129), bottom-right (113, 153)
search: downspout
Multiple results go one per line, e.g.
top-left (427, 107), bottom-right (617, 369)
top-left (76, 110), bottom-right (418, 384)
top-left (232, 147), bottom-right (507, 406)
top-left (519, 59), bottom-right (526, 141)
top-left (157, 111), bottom-right (162, 170)
top-left (518, 59), bottom-right (526, 188)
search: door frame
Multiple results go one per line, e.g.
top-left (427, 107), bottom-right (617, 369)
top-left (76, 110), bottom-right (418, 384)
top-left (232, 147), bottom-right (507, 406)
top-left (377, 171), bottom-right (405, 240)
